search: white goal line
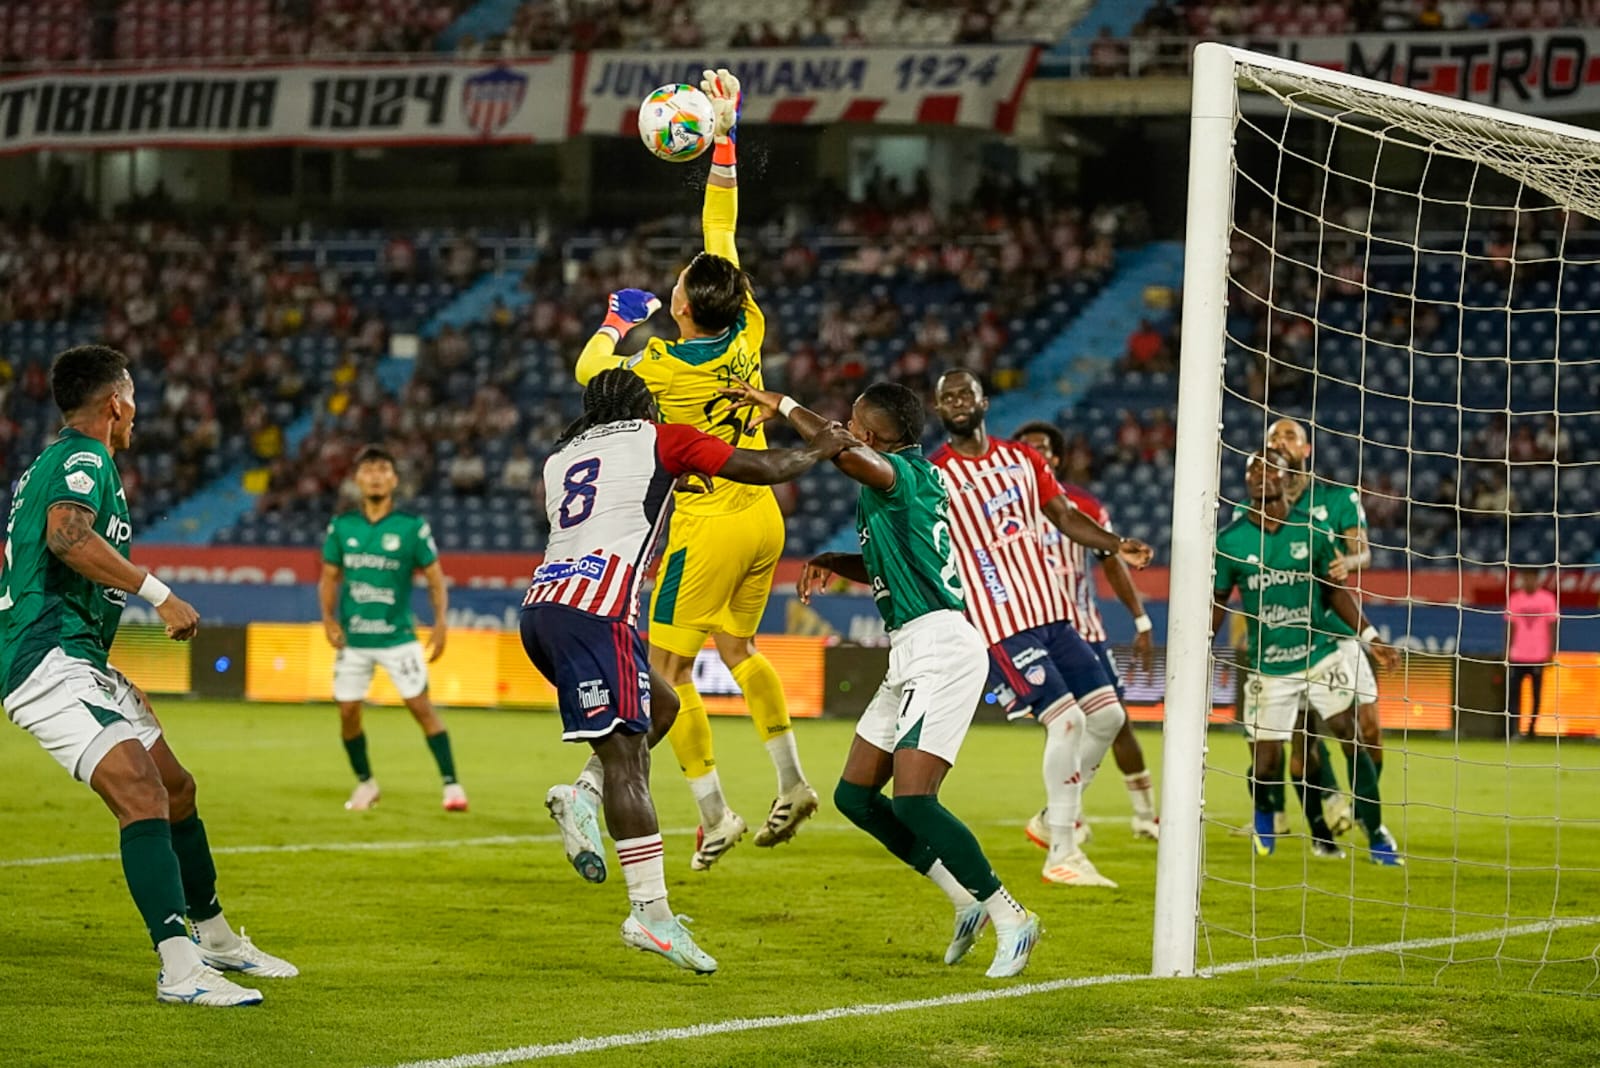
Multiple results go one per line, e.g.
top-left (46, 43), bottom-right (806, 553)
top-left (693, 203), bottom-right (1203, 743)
top-left (381, 916), bottom-right (1600, 1068)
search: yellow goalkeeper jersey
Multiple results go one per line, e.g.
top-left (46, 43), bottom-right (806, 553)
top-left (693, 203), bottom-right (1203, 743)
top-left (576, 182), bottom-right (771, 518)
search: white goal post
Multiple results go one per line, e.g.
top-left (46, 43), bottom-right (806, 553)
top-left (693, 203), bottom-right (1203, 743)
top-left (1154, 41), bottom-right (1600, 980)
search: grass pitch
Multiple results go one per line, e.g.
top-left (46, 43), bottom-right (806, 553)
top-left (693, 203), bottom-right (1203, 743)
top-left (1, 700), bottom-right (1598, 1067)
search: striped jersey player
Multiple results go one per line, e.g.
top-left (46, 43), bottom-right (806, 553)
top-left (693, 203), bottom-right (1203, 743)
top-left (527, 368), bottom-right (852, 976)
top-left (929, 370), bottom-right (1151, 888)
top-left (1014, 420), bottom-right (1160, 843)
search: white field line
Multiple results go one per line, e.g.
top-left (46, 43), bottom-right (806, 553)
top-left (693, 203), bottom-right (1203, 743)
top-left (0, 820), bottom-right (930, 869)
top-left (382, 916), bottom-right (1600, 1068)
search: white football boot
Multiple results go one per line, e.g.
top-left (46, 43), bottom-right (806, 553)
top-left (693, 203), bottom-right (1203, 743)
top-left (620, 913), bottom-right (718, 974)
top-left (442, 783), bottom-right (469, 812)
top-left (545, 783), bottom-right (607, 884)
top-left (157, 962), bottom-right (264, 1007)
top-left (1041, 851), bottom-right (1118, 888)
top-left (345, 779), bottom-right (380, 811)
top-left (754, 782), bottom-right (819, 847)
top-left (690, 810), bottom-right (747, 871)
top-left (199, 929), bottom-right (299, 979)
top-left (944, 901), bottom-right (991, 965)
top-left (986, 912), bottom-right (1042, 979)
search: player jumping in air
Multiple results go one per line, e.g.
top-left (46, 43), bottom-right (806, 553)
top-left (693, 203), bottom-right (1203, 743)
top-left (529, 369), bottom-right (854, 973)
top-left (930, 370), bottom-right (1152, 889)
top-left (725, 377), bottom-right (1042, 978)
top-left (573, 69), bottom-right (816, 870)
top-left (319, 445), bottom-right (463, 812)
top-left (1012, 421), bottom-right (1160, 844)
top-left (1213, 448), bottom-right (1401, 864)
top-left (0, 345), bottom-right (296, 1006)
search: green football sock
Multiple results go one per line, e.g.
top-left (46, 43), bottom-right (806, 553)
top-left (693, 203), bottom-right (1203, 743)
top-left (169, 813), bottom-right (222, 922)
top-left (343, 732), bottom-right (372, 782)
top-left (1346, 749), bottom-right (1384, 837)
top-left (120, 819), bottom-right (190, 948)
top-left (426, 730), bottom-right (457, 785)
top-left (1255, 778), bottom-right (1285, 818)
top-left (1312, 735), bottom-right (1342, 794)
top-left (891, 794), bottom-right (1002, 901)
top-left (833, 780), bottom-right (936, 873)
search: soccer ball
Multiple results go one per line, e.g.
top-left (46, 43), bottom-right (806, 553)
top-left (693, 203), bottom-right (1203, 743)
top-left (638, 84), bottom-right (716, 163)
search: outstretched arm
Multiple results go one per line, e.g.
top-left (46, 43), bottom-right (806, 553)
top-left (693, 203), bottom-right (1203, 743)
top-left (701, 69), bottom-right (742, 265)
top-left (575, 289), bottom-right (661, 385)
top-left (1043, 494), bottom-right (1152, 568)
top-left (721, 381), bottom-right (897, 492)
top-left (718, 424), bottom-right (860, 485)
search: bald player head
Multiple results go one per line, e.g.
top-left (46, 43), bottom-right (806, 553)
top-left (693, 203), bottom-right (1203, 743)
top-left (1267, 418), bottom-right (1310, 470)
top-left (934, 369), bottom-right (988, 439)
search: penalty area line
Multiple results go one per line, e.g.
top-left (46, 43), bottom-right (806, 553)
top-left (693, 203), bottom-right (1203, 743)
top-left (382, 916), bottom-right (1600, 1068)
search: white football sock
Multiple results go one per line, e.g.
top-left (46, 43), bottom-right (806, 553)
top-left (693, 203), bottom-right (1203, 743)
top-left (687, 770), bottom-right (728, 827)
top-left (926, 859), bottom-right (978, 907)
top-left (616, 834), bottom-right (673, 923)
top-left (157, 934), bottom-right (204, 976)
top-left (1078, 689), bottom-right (1128, 793)
top-left (1125, 771), bottom-right (1157, 821)
top-left (1041, 699), bottom-right (1086, 866)
top-left (576, 755), bottom-right (604, 804)
top-left (193, 911), bottom-right (237, 949)
top-left (981, 885), bottom-right (1028, 929)
top-left (764, 732), bottom-right (806, 794)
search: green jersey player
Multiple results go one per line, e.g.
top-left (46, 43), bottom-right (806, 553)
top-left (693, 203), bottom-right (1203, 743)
top-left (318, 445), bottom-right (461, 812)
top-left (1213, 447), bottom-right (1400, 865)
top-left (723, 378), bottom-right (1040, 980)
top-left (1268, 418), bottom-right (1384, 772)
top-left (0, 345), bottom-right (295, 1006)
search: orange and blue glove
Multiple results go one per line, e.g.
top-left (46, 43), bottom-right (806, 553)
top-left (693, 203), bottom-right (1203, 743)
top-left (599, 288), bottom-right (660, 341)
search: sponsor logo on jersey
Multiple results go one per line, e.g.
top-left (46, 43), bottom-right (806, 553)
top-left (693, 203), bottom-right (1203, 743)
top-left (578, 678), bottom-right (612, 716)
top-left (1260, 603), bottom-right (1312, 628)
top-left (344, 552), bottom-right (401, 571)
top-left (382, 533), bottom-right (402, 552)
top-left (1244, 567), bottom-right (1312, 592)
top-left (104, 515), bottom-right (132, 544)
top-left (63, 450), bottom-right (103, 470)
top-left (347, 617), bottom-right (399, 634)
top-left (997, 516), bottom-right (1026, 538)
top-left (103, 587), bottom-right (128, 607)
top-left (1011, 646), bottom-right (1050, 670)
top-left (65, 470), bottom-right (95, 494)
top-left (982, 486), bottom-right (1022, 516)
top-left (1290, 541), bottom-right (1309, 560)
top-left (349, 581), bottom-right (398, 606)
top-left (973, 546), bottom-right (1009, 605)
top-left (532, 553), bottom-right (609, 585)
top-left (871, 575), bottom-right (891, 603)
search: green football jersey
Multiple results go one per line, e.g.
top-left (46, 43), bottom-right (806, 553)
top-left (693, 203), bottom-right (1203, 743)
top-left (855, 447), bottom-right (965, 631)
top-left (322, 509), bottom-right (439, 649)
top-left (0, 429), bottom-right (134, 693)
top-left (1294, 478), bottom-right (1366, 639)
top-left (1213, 512), bottom-right (1342, 676)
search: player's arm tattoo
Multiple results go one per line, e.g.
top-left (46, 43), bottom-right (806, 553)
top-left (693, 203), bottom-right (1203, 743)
top-left (46, 503), bottom-right (96, 556)
top-left (45, 503), bottom-right (147, 592)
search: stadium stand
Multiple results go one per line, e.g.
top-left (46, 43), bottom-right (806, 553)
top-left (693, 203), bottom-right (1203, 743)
top-left (0, 211), bottom-right (464, 531)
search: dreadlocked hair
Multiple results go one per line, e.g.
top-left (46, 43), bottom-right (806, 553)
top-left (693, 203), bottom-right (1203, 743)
top-left (557, 367), bottom-right (656, 447)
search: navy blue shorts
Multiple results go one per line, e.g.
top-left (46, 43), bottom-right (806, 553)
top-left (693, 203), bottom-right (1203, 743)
top-left (520, 603), bottom-right (652, 742)
top-left (985, 621), bottom-right (1118, 719)
top-left (1089, 639), bottom-right (1126, 703)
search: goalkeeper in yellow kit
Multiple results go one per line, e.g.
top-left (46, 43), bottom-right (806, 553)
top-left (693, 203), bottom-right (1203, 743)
top-left (569, 69), bottom-right (817, 871)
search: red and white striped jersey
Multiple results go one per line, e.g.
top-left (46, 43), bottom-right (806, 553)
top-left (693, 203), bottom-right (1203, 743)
top-left (929, 438), bottom-right (1076, 646)
top-left (1039, 484), bottom-right (1113, 643)
top-left (524, 420), bottom-right (733, 625)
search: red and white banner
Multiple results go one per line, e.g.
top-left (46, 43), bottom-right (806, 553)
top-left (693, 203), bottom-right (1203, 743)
top-left (572, 45), bottom-right (1040, 136)
top-left (0, 58), bottom-right (572, 153)
top-left (1247, 29), bottom-right (1600, 116)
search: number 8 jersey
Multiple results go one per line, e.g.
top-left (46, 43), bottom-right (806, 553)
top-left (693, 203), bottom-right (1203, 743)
top-left (525, 420), bottom-right (734, 625)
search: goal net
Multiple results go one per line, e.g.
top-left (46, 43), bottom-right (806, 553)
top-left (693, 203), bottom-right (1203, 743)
top-left (1155, 43), bottom-right (1600, 991)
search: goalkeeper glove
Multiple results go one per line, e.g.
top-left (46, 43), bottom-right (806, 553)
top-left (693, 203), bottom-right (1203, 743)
top-left (599, 288), bottom-right (660, 341)
top-left (701, 67), bottom-right (741, 165)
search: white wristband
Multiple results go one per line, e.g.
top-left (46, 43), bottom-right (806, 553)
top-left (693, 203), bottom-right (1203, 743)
top-left (1359, 624), bottom-right (1379, 643)
top-left (778, 395), bottom-right (799, 418)
top-left (138, 572), bottom-right (171, 607)
top-left (1133, 614), bottom-right (1153, 634)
